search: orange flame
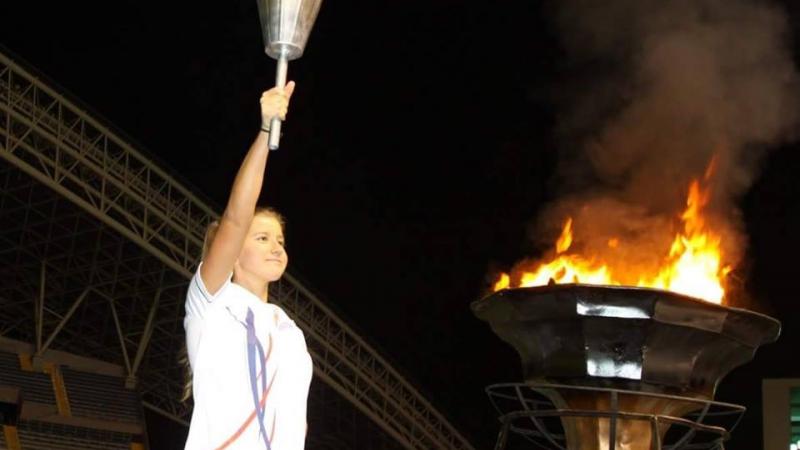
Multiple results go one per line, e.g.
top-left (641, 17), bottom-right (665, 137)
top-left (493, 177), bottom-right (729, 304)
top-left (556, 218), bottom-right (573, 253)
top-left (637, 180), bottom-right (730, 302)
top-left (493, 273), bottom-right (510, 291)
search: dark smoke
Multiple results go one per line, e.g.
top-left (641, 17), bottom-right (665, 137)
top-left (527, 0), bottom-right (800, 294)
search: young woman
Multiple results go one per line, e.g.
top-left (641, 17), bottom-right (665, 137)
top-left (183, 81), bottom-right (312, 450)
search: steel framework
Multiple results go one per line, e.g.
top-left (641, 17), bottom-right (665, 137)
top-left (0, 49), bottom-right (475, 450)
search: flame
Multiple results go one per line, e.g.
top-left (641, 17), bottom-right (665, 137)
top-left (637, 180), bottom-right (730, 302)
top-left (493, 273), bottom-right (510, 291)
top-left (556, 218), bottom-right (573, 253)
top-left (493, 177), bottom-right (729, 304)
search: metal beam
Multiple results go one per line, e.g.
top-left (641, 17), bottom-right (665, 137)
top-left (36, 260), bottom-right (44, 351)
top-left (108, 296), bottom-right (133, 375)
top-left (37, 288), bottom-right (90, 355)
top-left (132, 287), bottom-right (162, 377)
top-left (142, 401), bottom-right (189, 427)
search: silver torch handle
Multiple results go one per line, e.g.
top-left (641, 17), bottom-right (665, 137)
top-left (268, 53), bottom-right (288, 150)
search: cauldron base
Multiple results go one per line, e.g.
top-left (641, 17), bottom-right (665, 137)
top-left (486, 382), bottom-right (745, 450)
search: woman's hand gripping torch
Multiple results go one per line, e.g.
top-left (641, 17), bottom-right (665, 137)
top-left (261, 81), bottom-right (295, 140)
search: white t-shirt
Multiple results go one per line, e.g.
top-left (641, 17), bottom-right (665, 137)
top-left (184, 264), bottom-right (313, 450)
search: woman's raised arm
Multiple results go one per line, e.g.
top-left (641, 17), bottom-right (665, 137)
top-left (201, 82), bottom-right (295, 295)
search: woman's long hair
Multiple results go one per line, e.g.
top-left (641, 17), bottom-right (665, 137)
top-left (181, 207), bottom-right (285, 402)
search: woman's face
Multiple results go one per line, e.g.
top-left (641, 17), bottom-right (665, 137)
top-left (235, 214), bottom-right (288, 283)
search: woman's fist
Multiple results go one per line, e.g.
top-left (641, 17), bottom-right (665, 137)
top-left (260, 81), bottom-right (295, 126)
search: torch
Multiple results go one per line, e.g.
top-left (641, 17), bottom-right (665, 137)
top-left (256, 0), bottom-right (323, 150)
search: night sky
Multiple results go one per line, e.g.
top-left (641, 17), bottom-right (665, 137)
top-left (2, 1), bottom-right (799, 449)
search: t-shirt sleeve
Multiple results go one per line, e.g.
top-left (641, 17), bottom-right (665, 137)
top-left (185, 262), bottom-right (232, 321)
top-left (184, 263), bottom-right (232, 368)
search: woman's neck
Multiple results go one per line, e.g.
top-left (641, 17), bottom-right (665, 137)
top-left (232, 273), bottom-right (269, 303)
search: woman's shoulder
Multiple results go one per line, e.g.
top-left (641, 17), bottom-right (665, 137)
top-left (262, 301), bottom-right (286, 318)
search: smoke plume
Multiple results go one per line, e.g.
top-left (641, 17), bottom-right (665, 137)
top-left (527, 0), bottom-right (800, 297)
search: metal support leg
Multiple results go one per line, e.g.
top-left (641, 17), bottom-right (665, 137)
top-left (494, 421), bottom-right (510, 450)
